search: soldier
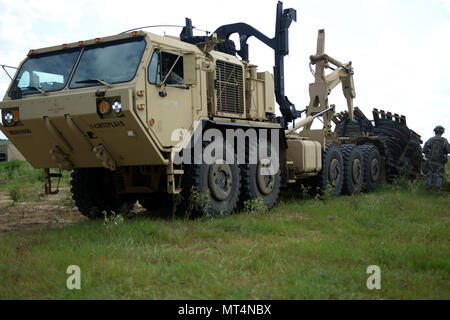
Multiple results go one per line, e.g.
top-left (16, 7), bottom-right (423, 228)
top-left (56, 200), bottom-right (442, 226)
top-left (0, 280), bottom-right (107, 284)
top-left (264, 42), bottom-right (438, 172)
top-left (162, 55), bottom-right (184, 85)
top-left (422, 126), bottom-right (450, 193)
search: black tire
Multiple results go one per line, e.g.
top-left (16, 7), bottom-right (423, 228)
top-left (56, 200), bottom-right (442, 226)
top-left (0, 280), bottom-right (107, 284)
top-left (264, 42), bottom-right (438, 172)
top-left (180, 142), bottom-right (240, 217)
top-left (373, 118), bottom-right (423, 180)
top-left (71, 168), bottom-right (135, 219)
top-left (375, 118), bottom-right (410, 140)
top-left (239, 137), bottom-right (281, 210)
top-left (361, 144), bottom-right (382, 192)
top-left (335, 117), bottom-right (373, 137)
top-left (377, 136), bottom-right (397, 183)
top-left (373, 119), bottom-right (411, 162)
top-left (403, 138), bottom-right (423, 178)
top-left (340, 144), bottom-right (364, 195)
top-left (316, 144), bottom-right (344, 196)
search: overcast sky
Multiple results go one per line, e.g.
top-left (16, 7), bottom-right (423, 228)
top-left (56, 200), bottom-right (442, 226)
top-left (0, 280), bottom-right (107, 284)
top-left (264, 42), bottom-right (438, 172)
top-left (0, 0), bottom-right (449, 142)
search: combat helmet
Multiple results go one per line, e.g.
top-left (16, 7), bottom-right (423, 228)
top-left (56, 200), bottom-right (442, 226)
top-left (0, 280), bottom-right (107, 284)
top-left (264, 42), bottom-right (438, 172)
top-left (434, 126), bottom-right (445, 134)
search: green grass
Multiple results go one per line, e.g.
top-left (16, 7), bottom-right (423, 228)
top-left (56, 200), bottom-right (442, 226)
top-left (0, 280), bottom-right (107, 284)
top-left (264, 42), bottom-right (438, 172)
top-left (0, 161), bottom-right (70, 201)
top-left (0, 173), bottom-right (448, 299)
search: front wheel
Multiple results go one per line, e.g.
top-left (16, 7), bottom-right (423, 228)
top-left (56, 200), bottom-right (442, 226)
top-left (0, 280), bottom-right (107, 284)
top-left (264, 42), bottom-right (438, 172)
top-left (180, 143), bottom-right (241, 217)
top-left (71, 168), bottom-right (135, 219)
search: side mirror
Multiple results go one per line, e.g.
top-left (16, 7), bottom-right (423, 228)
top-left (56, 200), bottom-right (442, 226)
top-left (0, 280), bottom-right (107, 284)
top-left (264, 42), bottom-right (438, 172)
top-left (183, 53), bottom-right (196, 86)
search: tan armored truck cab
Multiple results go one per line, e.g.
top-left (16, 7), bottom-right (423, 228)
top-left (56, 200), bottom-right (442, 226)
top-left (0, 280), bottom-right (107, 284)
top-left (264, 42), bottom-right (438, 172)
top-left (0, 31), bottom-right (275, 166)
top-left (0, 26), bottom-right (287, 217)
top-left (0, 2), bottom-right (423, 218)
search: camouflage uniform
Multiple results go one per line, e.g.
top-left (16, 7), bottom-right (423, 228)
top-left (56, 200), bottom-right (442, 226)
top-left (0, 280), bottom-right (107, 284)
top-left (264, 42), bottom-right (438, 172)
top-left (422, 135), bottom-right (450, 191)
top-left (166, 71), bottom-right (184, 85)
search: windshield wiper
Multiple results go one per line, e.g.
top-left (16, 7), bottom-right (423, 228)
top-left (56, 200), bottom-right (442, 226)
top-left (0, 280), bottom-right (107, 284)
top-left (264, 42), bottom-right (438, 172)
top-left (21, 86), bottom-right (48, 96)
top-left (75, 78), bottom-right (113, 88)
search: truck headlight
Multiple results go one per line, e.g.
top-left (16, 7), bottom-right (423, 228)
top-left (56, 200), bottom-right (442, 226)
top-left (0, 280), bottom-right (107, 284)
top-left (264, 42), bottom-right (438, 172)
top-left (3, 111), bottom-right (14, 125)
top-left (111, 101), bottom-right (122, 114)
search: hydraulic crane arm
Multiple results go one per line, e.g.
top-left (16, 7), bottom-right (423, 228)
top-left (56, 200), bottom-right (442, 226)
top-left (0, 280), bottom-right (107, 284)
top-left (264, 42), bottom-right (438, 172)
top-left (213, 1), bottom-right (301, 126)
top-left (287, 29), bottom-right (356, 134)
top-left (309, 51), bottom-right (356, 121)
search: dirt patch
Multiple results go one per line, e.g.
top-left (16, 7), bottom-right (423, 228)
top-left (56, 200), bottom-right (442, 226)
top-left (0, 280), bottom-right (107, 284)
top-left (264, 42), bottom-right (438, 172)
top-left (0, 203), bottom-right (87, 232)
top-left (0, 191), bottom-right (13, 207)
top-left (0, 187), bottom-right (156, 233)
top-left (0, 188), bottom-right (88, 232)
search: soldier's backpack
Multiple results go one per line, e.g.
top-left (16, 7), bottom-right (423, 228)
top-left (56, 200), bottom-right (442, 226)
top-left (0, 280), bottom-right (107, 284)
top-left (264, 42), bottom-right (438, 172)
top-left (429, 138), bottom-right (446, 163)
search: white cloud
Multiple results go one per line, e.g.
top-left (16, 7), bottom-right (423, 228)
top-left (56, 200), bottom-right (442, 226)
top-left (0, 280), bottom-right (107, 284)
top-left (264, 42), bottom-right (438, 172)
top-left (435, 0), bottom-right (450, 11)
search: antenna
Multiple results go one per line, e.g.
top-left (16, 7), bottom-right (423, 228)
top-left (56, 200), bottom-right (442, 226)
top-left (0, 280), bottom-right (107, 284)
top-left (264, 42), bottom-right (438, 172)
top-left (120, 25), bottom-right (210, 36)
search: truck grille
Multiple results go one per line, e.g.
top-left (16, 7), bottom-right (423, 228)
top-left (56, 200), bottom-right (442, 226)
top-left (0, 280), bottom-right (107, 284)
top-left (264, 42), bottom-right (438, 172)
top-left (216, 60), bottom-right (244, 114)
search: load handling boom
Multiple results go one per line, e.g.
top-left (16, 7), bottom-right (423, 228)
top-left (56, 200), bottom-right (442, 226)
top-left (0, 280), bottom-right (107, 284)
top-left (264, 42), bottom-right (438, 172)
top-left (287, 29), bottom-right (356, 134)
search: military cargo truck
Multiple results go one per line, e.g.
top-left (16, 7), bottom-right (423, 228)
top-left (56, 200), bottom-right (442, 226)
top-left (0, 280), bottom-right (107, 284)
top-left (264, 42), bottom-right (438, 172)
top-left (0, 2), bottom-right (422, 218)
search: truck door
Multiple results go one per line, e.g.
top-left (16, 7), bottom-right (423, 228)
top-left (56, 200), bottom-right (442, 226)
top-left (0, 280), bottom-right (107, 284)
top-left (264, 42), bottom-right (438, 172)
top-left (146, 49), bottom-right (193, 148)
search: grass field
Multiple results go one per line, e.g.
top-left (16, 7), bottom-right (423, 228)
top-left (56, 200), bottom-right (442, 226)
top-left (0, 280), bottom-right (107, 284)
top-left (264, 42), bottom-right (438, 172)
top-left (0, 161), bottom-right (448, 299)
top-left (0, 161), bottom-right (70, 202)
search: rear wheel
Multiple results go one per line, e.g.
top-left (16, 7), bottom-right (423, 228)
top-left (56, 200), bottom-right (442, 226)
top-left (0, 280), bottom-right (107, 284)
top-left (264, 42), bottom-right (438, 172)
top-left (361, 144), bottom-right (382, 192)
top-left (71, 168), bottom-right (135, 219)
top-left (340, 144), bottom-right (364, 195)
top-left (316, 144), bottom-right (344, 196)
top-left (239, 137), bottom-right (281, 210)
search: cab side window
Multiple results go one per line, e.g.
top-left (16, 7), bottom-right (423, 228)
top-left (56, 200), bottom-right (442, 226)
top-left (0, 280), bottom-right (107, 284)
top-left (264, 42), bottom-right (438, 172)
top-left (148, 50), bottom-right (161, 84)
top-left (148, 50), bottom-right (184, 86)
top-left (161, 52), bottom-right (184, 85)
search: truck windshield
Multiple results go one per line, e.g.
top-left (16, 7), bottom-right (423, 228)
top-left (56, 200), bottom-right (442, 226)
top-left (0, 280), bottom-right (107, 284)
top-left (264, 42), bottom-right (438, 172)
top-left (69, 37), bottom-right (146, 89)
top-left (8, 49), bottom-right (80, 97)
top-left (8, 37), bottom-right (147, 98)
